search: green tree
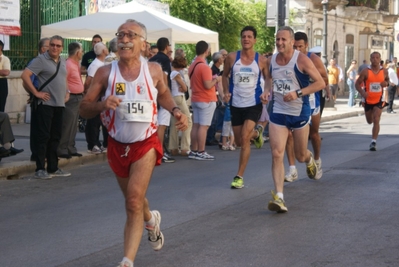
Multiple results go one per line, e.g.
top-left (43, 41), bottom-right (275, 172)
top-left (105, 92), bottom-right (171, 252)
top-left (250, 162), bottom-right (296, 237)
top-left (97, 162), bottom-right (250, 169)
top-left (160, 0), bottom-right (274, 59)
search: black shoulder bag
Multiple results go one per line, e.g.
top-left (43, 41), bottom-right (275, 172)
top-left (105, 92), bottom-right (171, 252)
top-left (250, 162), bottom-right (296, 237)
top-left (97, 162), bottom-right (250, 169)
top-left (30, 60), bottom-right (61, 110)
top-left (187, 62), bottom-right (203, 100)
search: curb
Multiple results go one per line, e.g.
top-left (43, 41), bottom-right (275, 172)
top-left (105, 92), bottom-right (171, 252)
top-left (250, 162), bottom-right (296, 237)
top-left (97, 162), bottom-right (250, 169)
top-left (320, 110), bottom-right (365, 123)
top-left (0, 153), bottom-right (108, 180)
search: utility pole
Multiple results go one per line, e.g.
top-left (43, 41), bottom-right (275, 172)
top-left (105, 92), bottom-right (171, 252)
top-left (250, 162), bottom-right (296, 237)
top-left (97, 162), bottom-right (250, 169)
top-left (322, 0), bottom-right (328, 68)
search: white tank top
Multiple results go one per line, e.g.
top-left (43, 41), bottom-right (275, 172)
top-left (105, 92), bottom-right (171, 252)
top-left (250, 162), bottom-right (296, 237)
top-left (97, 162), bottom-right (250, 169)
top-left (231, 56), bottom-right (261, 107)
top-left (271, 50), bottom-right (305, 116)
top-left (100, 58), bottom-right (158, 143)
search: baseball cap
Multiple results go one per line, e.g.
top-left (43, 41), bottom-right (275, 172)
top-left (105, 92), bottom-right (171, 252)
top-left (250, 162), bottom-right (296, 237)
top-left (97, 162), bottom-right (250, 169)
top-left (309, 46), bottom-right (322, 54)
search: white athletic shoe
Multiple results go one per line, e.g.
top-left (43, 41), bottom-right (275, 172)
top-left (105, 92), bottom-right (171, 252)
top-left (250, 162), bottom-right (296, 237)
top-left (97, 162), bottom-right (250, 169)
top-left (145, 210), bottom-right (164, 251)
top-left (315, 158), bottom-right (323, 180)
top-left (284, 168), bottom-right (298, 182)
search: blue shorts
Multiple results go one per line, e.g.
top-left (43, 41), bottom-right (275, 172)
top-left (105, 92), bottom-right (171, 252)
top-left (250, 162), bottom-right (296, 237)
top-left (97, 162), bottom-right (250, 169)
top-left (270, 113), bottom-right (311, 130)
top-left (311, 106), bottom-right (320, 116)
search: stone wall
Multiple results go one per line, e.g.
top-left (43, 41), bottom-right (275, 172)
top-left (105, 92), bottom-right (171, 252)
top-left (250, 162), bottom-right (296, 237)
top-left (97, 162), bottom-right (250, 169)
top-left (3, 71), bottom-right (29, 124)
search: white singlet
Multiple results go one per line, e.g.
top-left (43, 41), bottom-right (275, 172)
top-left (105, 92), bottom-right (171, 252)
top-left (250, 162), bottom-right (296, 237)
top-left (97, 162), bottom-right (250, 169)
top-left (101, 58), bottom-right (158, 143)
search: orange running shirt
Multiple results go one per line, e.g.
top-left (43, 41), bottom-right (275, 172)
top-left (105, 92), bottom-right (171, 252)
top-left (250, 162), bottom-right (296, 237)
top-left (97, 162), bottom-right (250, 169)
top-left (365, 67), bottom-right (384, 105)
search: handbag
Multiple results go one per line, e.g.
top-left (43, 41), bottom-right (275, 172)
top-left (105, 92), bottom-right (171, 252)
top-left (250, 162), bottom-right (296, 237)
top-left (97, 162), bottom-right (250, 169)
top-left (30, 59), bottom-right (61, 110)
top-left (184, 87), bottom-right (190, 101)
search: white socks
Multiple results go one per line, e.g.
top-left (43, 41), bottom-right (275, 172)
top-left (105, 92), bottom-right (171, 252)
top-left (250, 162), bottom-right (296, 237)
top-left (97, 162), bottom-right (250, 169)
top-left (121, 257), bottom-right (133, 267)
top-left (289, 166), bottom-right (296, 172)
top-left (276, 192), bottom-right (284, 200)
top-left (145, 211), bottom-right (155, 227)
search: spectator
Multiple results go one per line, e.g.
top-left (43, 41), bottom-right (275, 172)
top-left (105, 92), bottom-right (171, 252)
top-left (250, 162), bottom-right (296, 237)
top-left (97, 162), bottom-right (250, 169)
top-left (346, 60), bottom-right (357, 107)
top-left (21, 35), bottom-right (71, 179)
top-left (175, 48), bottom-right (185, 58)
top-left (397, 62), bottom-right (399, 96)
top-left (358, 59), bottom-right (368, 73)
top-left (167, 45), bottom-right (173, 62)
top-left (143, 41), bottom-right (151, 59)
top-left (81, 34), bottom-right (102, 75)
top-left (188, 41), bottom-right (220, 160)
top-left (104, 37), bottom-right (119, 64)
top-left (58, 42), bottom-right (84, 158)
top-left (387, 63), bottom-right (397, 114)
top-left (220, 101), bottom-right (235, 151)
top-left (206, 52), bottom-right (225, 146)
top-left (149, 44), bottom-right (158, 59)
top-left (84, 42), bottom-right (109, 154)
top-left (149, 37), bottom-right (175, 163)
top-left (327, 58), bottom-right (340, 102)
top-left (169, 56), bottom-right (192, 156)
top-left (336, 62), bottom-right (343, 96)
top-left (0, 112), bottom-right (23, 158)
top-left (22, 38), bottom-right (50, 161)
top-left (0, 40), bottom-right (11, 112)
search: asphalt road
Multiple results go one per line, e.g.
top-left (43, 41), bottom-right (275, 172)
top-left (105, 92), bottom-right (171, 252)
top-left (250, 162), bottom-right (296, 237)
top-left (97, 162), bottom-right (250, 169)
top-left (1, 113), bottom-right (398, 267)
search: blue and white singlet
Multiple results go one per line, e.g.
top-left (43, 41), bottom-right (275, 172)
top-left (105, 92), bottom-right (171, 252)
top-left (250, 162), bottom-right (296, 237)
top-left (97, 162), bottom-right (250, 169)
top-left (229, 51), bottom-right (263, 107)
top-left (270, 50), bottom-right (310, 117)
top-left (307, 52), bottom-right (320, 111)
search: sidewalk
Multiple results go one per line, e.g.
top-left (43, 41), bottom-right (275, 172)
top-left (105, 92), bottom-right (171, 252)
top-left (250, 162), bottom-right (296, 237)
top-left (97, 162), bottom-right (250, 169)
top-left (0, 96), bottom-right (397, 180)
top-left (0, 123), bottom-right (108, 180)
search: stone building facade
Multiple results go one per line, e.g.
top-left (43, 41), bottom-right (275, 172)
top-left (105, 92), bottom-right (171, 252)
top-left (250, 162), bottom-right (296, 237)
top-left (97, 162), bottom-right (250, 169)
top-left (289, 0), bottom-right (399, 85)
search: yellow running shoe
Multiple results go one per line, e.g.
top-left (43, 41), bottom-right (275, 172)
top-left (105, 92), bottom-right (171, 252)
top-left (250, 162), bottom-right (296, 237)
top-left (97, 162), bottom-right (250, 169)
top-left (267, 190), bottom-right (288, 213)
top-left (253, 125), bottom-right (264, 149)
top-left (231, 176), bottom-right (244, 189)
top-left (306, 152), bottom-right (318, 179)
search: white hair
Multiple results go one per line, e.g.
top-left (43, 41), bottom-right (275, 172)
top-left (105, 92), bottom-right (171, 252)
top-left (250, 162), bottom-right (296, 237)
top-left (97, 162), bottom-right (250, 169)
top-left (94, 42), bottom-right (106, 56)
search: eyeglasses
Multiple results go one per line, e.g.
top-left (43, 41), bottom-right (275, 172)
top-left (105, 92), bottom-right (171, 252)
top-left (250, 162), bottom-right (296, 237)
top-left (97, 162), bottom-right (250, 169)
top-left (115, 31), bottom-right (146, 40)
top-left (50, 43), bottom-right (62, 48)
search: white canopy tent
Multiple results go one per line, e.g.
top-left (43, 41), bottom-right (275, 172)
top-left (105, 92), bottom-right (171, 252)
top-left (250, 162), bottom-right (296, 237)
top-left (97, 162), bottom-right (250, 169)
top-left (41, 1), bottom-right (219, 52)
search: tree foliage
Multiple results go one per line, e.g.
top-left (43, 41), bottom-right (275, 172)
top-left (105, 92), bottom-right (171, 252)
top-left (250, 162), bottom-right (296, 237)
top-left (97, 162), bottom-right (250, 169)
top-left (160, 0), bottom-right (275, 59)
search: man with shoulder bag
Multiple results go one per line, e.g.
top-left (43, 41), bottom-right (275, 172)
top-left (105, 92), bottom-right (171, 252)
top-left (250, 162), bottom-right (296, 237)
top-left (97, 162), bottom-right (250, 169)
top-left (21, 35), bottom-right (71, 179)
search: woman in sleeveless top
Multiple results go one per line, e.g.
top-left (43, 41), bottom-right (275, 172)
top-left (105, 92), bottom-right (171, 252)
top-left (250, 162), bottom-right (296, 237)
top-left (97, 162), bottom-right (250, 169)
top-left (346, 60), bottom-right (357, 107)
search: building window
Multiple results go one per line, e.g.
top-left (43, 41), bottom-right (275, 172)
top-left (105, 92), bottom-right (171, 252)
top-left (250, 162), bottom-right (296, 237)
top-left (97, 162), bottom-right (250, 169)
top-left (346, 34), bottom-right (354, 44)
top-left (314, 29), bottom-right (323, 47)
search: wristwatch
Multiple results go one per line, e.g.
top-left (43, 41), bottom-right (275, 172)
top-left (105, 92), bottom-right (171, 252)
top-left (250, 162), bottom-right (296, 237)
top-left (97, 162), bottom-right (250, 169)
top-left (296, 89), bottom-right (303, 98)
top-left (171, 106), bottom-right (181, 115)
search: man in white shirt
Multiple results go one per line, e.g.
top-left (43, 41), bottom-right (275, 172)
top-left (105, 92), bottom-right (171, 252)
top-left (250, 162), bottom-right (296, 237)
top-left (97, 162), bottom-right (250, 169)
top-left (387, 63), bottom-right (398, 114)
top-left (84, 42), bottom-right (109, 154)
top-left (0, 40), bottom-right (11, 112)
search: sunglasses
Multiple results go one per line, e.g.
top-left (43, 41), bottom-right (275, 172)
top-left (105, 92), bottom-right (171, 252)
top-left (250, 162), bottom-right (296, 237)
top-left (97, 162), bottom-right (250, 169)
top-left (50, 43), bottom-right (62, 48)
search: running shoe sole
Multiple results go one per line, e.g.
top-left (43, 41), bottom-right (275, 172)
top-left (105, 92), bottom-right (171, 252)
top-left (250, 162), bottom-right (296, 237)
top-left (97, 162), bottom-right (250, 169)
top-left (268, 201), bottom-right (288, 213)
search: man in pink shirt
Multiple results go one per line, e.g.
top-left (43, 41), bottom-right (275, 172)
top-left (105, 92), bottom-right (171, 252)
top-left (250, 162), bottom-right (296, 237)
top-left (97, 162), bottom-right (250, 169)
top-left (58, 42), bottom-right (84, 158)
